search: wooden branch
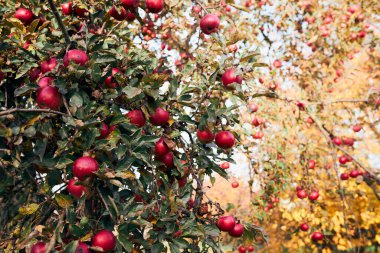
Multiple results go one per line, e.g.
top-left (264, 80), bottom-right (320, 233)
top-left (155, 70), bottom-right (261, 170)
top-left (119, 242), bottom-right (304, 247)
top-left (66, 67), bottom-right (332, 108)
top-left (47, 0), bottom-right (72, 46)
top-left (0, 108), bottom-right (69, 117)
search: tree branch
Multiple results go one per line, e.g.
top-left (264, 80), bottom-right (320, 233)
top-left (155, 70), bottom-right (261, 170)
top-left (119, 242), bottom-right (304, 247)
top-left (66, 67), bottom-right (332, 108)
top-left (47, 0), bottom-right (72, 47)
top-left (0, 108), bottom-right (69, 117)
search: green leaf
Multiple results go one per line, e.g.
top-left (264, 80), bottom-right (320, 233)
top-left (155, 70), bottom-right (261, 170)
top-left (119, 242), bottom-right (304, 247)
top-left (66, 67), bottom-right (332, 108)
top-left (241, 52), bottom-right (260, 63)
top-left (55, 193), bottom-right (73, 208)
top-left (14, 83), bottom-right (38, 96)
top-left (123, 86), bottom-right (142, 99)
top-left (118, 234), bottom-right (133, 251)
top-left (152, 243), bottom-right (165, 253)
top-left (64, 240), bottom-right (79, 253)
top-left (15, 62), bottom-right (38, 79)
top-left (70, 93), bottom-right (84, 108)
top-left (19, 203), bottom-right (39, 215)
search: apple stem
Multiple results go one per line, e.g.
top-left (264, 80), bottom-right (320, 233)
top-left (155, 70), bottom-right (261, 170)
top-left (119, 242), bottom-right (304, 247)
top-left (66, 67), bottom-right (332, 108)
top-left (47, 0), bottom-right (72, 47)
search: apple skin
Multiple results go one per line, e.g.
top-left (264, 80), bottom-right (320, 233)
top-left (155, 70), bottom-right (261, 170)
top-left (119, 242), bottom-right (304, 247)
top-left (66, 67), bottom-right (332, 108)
top-left (105, 68), bottom-right (122, 88)
top-left (333, 137), bottom-right (342, 146)
top-left (76, 242), bottom-right (90, 253)
top-left (150, 107), bottom-right (170, 126)
top-left (342, 137), bottom-right (354, 146)
top-left (41, 58), bottom-right (57, 73)
top-left (36, 86), bottom-right (62, 110)
top-left (196, 128), bottom-right (215, 143)
top-left (155, 137), bottom-right (170, 157)
top-left (38, 77), bottom-right (54, 88)
top-left (350, 169), bottom-right (359, 178)
top-left (146, 0), bottom-right (164, 13)
top-left (126, 109), bottom-right (146, 127)
top-left (300, 223), bottom-right (309, 231)
top-left (15, 8), bottom-right (35, 26)
top-left (353, 125), bottom-right (362, 132)
top-left (200, 14), bottom-right (220, 34)
top-left (98, 122), bottom-right (110, 139)
top-left (311, 231), bottom-right (324, 241)
top-left (247, 245), bottom-right (254, 252)
top-left (297, 189), bottom-right (307, 199)
top-left (308, 160), bottom-right (316, 169)
top-left (92, 230), bottom-right (116, 252)
top-left (61, 2), bottom-right (72, 15)
top-left (238, 246), bottom-right (247, 253)
top-left (63, 49), bottom-right (88, 67)
top-left (339, 156), bottom-right (347, 164)
top-left (220, 162), bottom-right (230, 169)
top-left (273, 59), bottom-right (282, 68)
top-left (340, 173), bottom-right (349, 180)
top-left (158, 152), bottom-right (174, 168)
top-left (31, 242), bottom-right (46, 253)
top-left (67, 177), bottom-right (86, 199)
top-left (217, 215), bottom-right (236, 231)
top-left (215, 131), bottom-right (235, 149)
top-left (308, 191), bottom-right (319, 201)
top-left (177, 177), bottom-right (187, 188)
top-left (109, 6), bottom-right (128, 21)
top-left (122, 0), bottom-right (140, 9)
top-left (74, 7), bottom-right (87, 17)
top-left (73, 156), bottom-right (99, 181)
top-left (221, 68), bottom-right (242, 87)
top-left (229, 223), bottom-right (244, 237)
top-left (29, 68), bottom-right (42, 82)
top-left (232, 182), bottom-right (239, 188)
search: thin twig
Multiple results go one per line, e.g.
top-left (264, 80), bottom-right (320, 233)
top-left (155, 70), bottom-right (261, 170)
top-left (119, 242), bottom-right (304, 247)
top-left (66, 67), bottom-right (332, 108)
top-left (47, 0), bottom-right (72, 46)
top-left (0, 108), bottom-right (68, 117)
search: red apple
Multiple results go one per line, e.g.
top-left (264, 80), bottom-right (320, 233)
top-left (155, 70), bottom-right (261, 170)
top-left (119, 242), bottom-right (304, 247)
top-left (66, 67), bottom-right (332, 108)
top-left (229, 223), bottom-right (244, 237)
top-left (217, 216), bottom-right (236, 231)
top-left (158, 152), bottom-right (174, 167)
top-left (308, 160), bottom-right (316, 169)
top-left (177, 177), bottom-right (187, 188)
top-left (273, 59), bottom-right (282, 68)
top-left (308, 191), bottom-right (319, 201)
top-left (109, 6), bottom-right (128, 21)
top-left (155, 137), bottom-right (170, 156)
top-left (67, 177), bottom-right (86, 199)
top-left (150, 107), bottom-right (170, 126)
top-left (220, 162), bottom-right (230, 169)
top-left (339, 156), bottom-right (347, 164)
top-left (247, 245), bottom-right (254, 252)
top-left (248, 103), bottom-right (258, 112)
top-left (200, 14), bottom-right (220, 34)
top-left (15, 8), bottom-right (35, 26)
top-left (92, 230), bottom-right (116, 252)
top-left (29, 68), bottom-right (42, 82)
top-left (333, 137), bottom-right (342, 146)
top-left (63, 49), bottom-right (88, 67)
top-left (73, 156), bottom-right (99, 181)
top-left (61, 2), bottom-right (73, 15)
top-left (76, 242), bottom-right (90, 253)
top-left (31, 242), bottom-right (46, 253)
top-left (311, 231), bottom-right (324, 241)
top-left (146, 0), bottom-right (164, 13)
top-left (297, 189), bottom-right (307, 199)
top-left (105, 68), bottom-right (123, 88)
top-left (36, 86), bottom-right (62, 110)
top-left (122, 0), bottom-right (140, 9)
top-left (98, 122), bottom-right (110, 139)
top-left (342, 137), bottom-right (354, 146)
top-left (300, 223), bottom-right (309, 231)
top-left (340, 173), bottom-right (349, 180)
top-left (38, 77), bottom-right (54, 88)
top-left (126, 109), bottom-right (146, 127)
top-left (41, 58), bottom-right (57, 73)
top-left (238, 246), bottom-right (247, 253)
top-left (187, 198), bottom-right (194, 209)
top-left (197, 128), bottom-right (215, 143)
top-left (350, 169), bottom-right (359, 178)
top-left (215, 131), bottom-right (235, 149)
top-left (296, 185), bottom-right (303, 191)
top-left (231, 182), bottom-right (239, 188)
top-left (353, 125), bottom-right (362, 132)
top-left (125, 11), bottom-right (136, 21)
top-left (221, 68), bottom-right (242, 87)
top-left (74, 7), bottom-right (88, 17)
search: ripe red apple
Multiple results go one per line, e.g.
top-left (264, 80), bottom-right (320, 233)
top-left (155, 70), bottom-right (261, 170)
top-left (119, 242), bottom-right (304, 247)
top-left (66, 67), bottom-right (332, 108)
top-left (150, 107), bottom-right (170, 126)
top-left (221, 68), bottom-right (242, 87)
top-left (109, 6), bottom-right (128, 21)
top-left (92, 230), bottom-right (116, 252)
top-left (342, 137), bottom-right (354, 146)
top-left (200, 14), bottom-right (220, 34)
top-left (177, 177), bottom-right (187, 188)
top-left (197, 128), bottom-right (215, 143)
top-left (125, 11), bottom-right (136, 21)
top-left (308, 160), bottom-right (316, 169)
top-left (122, 0), bottom-right (139, 8)
top-left (220, 162), bottom-right (230, 169)
top-left (15, 8), bottom-right (35, 26)
top-left (36, 86), bottom-right (62, 110)
top-left (247, 245), bottom-right (254, 252)
top-left (238, 246), bottom-right (247, 253)
top-left (158, 152), bottom-right (174, 167)
top-left (67, 177), bottom-right (86, 199)
top-left (273, 59), bottom-right (282, 68)
top-left (61, 2), bottom-right (72, 15)
top-left (297, 189), bottom-right (307, 199)
top-left (126, 109), bottom-right (146, 127)
top-left (73, 156), bottom-right (99, 181)
top-left (41, 58), bottom-right (57, 73)
top-left (98, 122), bottom-right (110, 139)
top-left (76, 242), bottom-right (90, 253)
top-left (31, 242), bottom-right (46, 253)
top-left (215, 131), bottom-right (235, 149)
top-left (339, 156), bottom-right (347, 165)
top-left (308, 191), bottom-right (319, 201)
top-left (248, 103), bottom-right (258, 112)
top-left (229, 223), bottom-right (244, 237)
top-left (217, 216), bottom-right (236, 231)
top-left (29, 68), bottom-right (42, 82)
top-left (353, 125), bottom-right (362, 132)
top-left (63, 49), bottom-right (88, 67)
top-left (105, 68), bottom-right (123, 88)
top-left (38, 77), bottom-right (54, 88)
top-left (146, 0), bottom-right (164, 13)
top-left (155, 137), bottom-right (170, 156)
top-left (74, 7), bottom-right (87, 17)
top-left (333, 137), bottom-right (342, 146)
top-left (340, 173), bottom-right (349, 180)
top-left (231, 182), bottom-right (239, 188)
top-left (311, 231), bottom-right (324, 241)
top-left (296, 185), bottom-right (303, 191)
top-left (350, 169), bottom-right (359, 178)
top-left (300, 223), bottom-right (309, 231)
